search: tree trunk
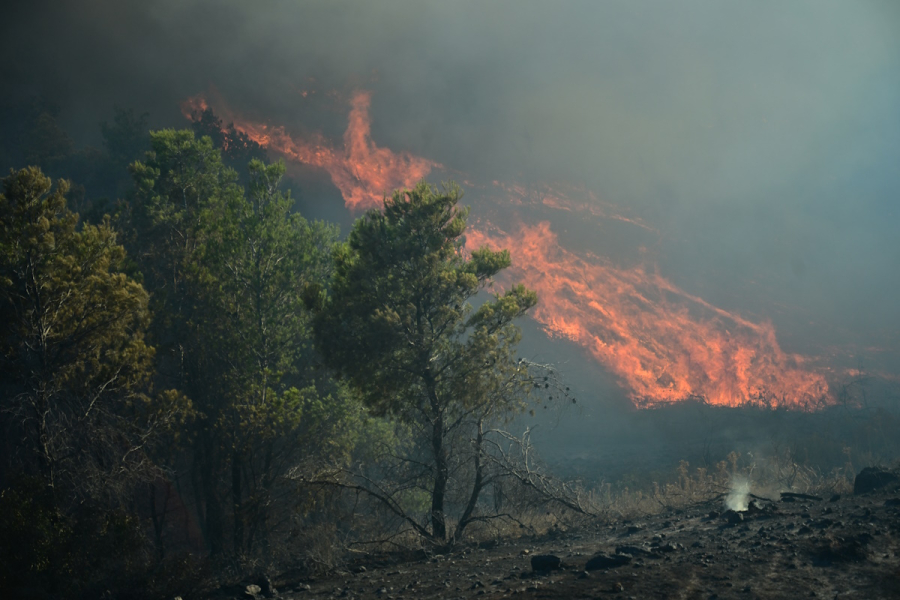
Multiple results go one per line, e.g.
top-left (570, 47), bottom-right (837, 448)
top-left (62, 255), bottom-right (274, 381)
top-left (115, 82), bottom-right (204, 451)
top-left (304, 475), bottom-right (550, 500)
top-left (232, 447), bottom-right (243, 554)
top-left (199, 434), bottom-right (224, 556)
top-left (455, 419), bottom-right (485, 540)
top-left (430, 411), bottom-right (448, 541)
top-left (149, 480), bottom-right (168, 560)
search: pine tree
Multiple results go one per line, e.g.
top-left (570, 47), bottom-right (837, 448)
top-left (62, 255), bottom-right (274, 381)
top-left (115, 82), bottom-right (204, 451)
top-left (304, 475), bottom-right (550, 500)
top-left (0, 166), bottom-right (154, 494)
top-left (313, 182), bottom-right (538, 541)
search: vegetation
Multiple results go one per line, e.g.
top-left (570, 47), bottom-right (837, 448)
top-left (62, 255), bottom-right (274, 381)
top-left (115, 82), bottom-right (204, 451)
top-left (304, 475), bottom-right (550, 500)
top-left (0, 105), bottom-right (552, 596)
top-left (311, 183), bottom-right (550, 543)
top-left (0, 167), bottom-right (165, 597)
top-left (0, 101), bottom-right (897, 599)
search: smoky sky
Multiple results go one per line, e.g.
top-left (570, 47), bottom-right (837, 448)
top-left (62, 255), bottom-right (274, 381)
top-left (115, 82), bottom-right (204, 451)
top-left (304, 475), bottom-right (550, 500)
top-left (4, 0), bottom-right (900, 373)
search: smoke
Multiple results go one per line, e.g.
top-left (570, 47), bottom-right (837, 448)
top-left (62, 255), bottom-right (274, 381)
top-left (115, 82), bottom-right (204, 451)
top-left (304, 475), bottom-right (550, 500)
top-left (725, 477), bottom-right (751, 512)
top-left (3, 0), bottom-right (900, 399)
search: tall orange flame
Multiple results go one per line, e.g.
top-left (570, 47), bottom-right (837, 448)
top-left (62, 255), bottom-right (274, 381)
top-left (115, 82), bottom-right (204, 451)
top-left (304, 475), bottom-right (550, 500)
top-left (183, 91), bottom-right (438, 211)
top-left (182, 90), bottom-right (831, 408)
top-left (467, 222), bottom-right (830, 408)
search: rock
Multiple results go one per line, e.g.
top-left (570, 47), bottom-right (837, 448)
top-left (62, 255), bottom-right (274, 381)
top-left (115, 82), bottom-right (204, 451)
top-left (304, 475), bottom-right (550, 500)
top-left (244, 584), bottom-right (262, 598)
top-left (830, 494), bottom-right (841, 502)
top-left (723, 510), bottom-right (744, 525)
top-left (615, 545), bottom-right (652, 556)
top-left (781, 492), bottom-right (823, 502)
top-left (256, 575), bottom-right (277, 597)
top-left (854, 467), bottom-right (899, 494)
top-left (585, 553), bottom-right (632, 571)
top-left (884, 498), bottom-right (900, 507)
top-left (530, 554), bottom-right (562, 571)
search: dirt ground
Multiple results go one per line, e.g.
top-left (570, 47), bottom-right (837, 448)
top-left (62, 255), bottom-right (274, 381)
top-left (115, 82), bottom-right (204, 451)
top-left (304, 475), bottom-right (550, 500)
top-left (225, 487), bottom-right (900, 600)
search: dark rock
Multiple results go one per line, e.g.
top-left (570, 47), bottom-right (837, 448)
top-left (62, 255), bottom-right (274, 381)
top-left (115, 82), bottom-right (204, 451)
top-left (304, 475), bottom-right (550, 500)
top-left (530, 554), bottom-right (561, 572)
top-left (626, 524), bottom-right (643, 534)
top-left (812, 533), bottom-right (872, 564)
top-left (658, 542), bottom-right (682, 553)
top-left (585, 553), bottom-right (632, 571)
top-left (615, 545), bottom-right (652, 556)
top-left (883, 498), bottom-right (900, 507)
top-left (781, 492), bottom-right (823, 502)
top-left (854, 467), bottom-right (899, 495)
top-left (256, 575), bottom-right (277, 598)
top-left (723, 510), bottom-right (744, 525)
top-left (830, 494), bottom-right (841, 502)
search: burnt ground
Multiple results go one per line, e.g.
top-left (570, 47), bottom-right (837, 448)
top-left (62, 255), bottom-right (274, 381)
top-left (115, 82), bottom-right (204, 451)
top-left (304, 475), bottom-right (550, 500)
top-left (224, 487), bottom-right (900, 600)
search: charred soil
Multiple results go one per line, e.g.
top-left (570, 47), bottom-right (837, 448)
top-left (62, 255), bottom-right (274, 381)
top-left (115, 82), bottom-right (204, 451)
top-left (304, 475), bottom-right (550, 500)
top-left (215, 482), bottom-right (900, 600)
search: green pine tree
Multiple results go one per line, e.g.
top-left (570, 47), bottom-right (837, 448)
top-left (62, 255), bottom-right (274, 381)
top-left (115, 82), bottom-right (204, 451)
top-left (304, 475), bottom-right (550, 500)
top-left (312, 182), bottom-right (539, 542)
top-left (0, 166), bottom-right (155, 493)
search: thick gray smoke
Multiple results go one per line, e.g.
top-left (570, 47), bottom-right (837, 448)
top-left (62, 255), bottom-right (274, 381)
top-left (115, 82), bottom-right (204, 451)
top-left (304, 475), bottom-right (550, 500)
top-left (3, 0), bottom-right (899, 404)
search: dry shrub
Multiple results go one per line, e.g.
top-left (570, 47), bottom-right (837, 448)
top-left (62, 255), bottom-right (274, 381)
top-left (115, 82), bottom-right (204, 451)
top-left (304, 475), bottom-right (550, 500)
top-left (589, 446), bottom-right (855, 520)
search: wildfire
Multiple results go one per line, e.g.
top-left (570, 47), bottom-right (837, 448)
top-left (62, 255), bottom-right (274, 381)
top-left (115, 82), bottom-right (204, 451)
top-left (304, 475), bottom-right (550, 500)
top-left (466, 222), bottom-right (830, 408)
top-left (489, 180), bottom-right (657, 233)
top-left (182, 90), bottom-right (832, 409)
top-left (182, 91), bottom-right (438, 211)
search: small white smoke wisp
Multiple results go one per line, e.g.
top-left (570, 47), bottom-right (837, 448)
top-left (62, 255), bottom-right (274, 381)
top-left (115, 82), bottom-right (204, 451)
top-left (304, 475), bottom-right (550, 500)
top-left (725, 476), bottom-right (751, 512)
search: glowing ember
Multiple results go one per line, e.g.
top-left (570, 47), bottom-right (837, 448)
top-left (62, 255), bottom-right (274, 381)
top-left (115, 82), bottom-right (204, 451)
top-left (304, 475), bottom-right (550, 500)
top-left (182, 90), bottom-right (831, 409)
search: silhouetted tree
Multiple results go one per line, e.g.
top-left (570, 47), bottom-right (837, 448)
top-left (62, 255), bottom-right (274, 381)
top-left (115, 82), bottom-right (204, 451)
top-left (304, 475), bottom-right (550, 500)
top-left (312, 182), bottom-right (541, 542)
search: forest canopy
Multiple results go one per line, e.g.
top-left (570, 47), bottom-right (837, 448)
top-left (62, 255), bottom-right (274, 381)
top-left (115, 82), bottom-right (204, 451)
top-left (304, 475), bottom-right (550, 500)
top-left (0, 109), bottom-right (552, 598)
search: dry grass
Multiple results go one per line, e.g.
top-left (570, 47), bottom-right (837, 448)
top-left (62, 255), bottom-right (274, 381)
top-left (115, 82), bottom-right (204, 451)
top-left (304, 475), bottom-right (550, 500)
top-left (585, 447), bottom-right (856, 521)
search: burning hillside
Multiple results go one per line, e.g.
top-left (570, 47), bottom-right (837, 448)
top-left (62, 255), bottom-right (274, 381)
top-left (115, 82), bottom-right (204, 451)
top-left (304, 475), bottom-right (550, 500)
top-left (183, 91), bottom-right (438, 211)
top-left (467, 222), bottom-right (829, 408)
top-left (183, 90), bottom-right (832, 409)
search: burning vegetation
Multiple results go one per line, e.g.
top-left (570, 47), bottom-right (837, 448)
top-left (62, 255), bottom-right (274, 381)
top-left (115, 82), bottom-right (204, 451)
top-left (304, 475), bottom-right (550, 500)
top-left (0, 80), bottom-right (896, 600)
top-left (188, 89), bottom-right (832, 409)
top-left (1, 39), bottom-right (898, 600)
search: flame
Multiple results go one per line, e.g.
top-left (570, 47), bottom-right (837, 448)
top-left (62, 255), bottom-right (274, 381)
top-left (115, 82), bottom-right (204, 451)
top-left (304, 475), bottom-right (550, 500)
top-left (466, 222), bottom-right (830, 408)
top-left (183, 91), bottom-right (438, 211)
top-left (490, 180), bottom-right (657, 233)
top-left (182, 89), bottom-right (832, 409)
